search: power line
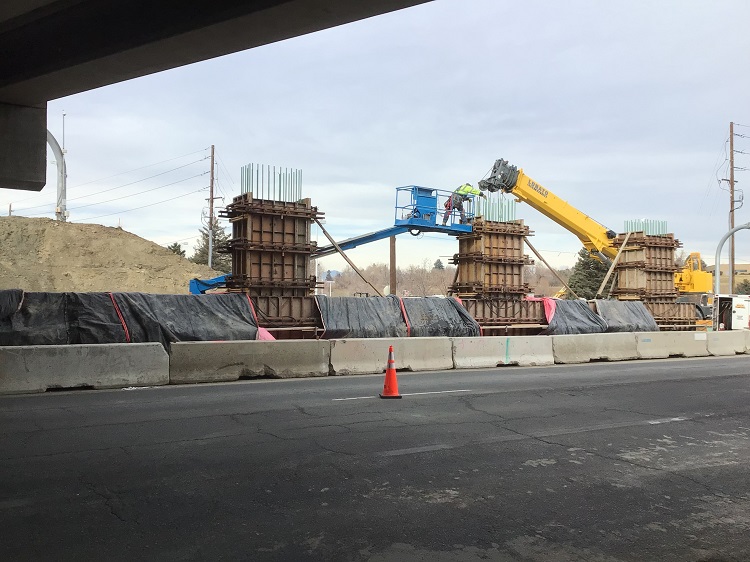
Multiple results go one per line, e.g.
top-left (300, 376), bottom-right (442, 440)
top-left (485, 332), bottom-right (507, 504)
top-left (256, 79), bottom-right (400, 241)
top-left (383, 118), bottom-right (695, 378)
top-left (216, 153), bottom-right (236, 190)
top-left (26, 172), bottom-right (208, 216)
top-left (14, 157), bottom-right (208, 212)
top-left (10, 147), bottom-right (210, 204)
top-left (67, 147), bottom-right (210, 189)
top-left (66, 172), bottom-right (208, 211)
top-left (703, 136), bottom-right (730, 220)
top-left (71, 186), bottom-right (208, 222)
top-left (169, 234), bottom-right (202, 245)
top-left (66, 158), bottom-right (207, 202)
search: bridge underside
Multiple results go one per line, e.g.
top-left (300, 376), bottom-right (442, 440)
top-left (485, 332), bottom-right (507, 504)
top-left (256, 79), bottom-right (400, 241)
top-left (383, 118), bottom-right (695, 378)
top-left (0, 0), bottom-right (429, 191)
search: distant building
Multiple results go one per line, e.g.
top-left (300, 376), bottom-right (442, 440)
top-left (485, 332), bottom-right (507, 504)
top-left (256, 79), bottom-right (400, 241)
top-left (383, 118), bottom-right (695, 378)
top-left (706, 263), bottom-right (750, 294)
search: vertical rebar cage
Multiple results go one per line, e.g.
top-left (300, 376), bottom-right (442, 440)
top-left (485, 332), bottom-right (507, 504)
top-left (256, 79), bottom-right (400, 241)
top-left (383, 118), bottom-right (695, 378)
top-left (240, 163), bottom-right (302, 203)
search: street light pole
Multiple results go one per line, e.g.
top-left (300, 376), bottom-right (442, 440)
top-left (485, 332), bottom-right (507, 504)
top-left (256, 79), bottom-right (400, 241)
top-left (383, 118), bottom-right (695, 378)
top-left (713, 222), bottom-right (750, 330)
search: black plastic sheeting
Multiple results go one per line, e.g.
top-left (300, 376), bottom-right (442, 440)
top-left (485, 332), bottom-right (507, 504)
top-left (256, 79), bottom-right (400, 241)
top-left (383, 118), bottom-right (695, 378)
top-left (315, 295), bottom-right (481, 339)
top-left (0, 292), bottom-right (68, 346)
top-left (316, 295), bottom-right (407, 339)
top-left (594, 300), bottom-right (659, 333)
top-left (544, 299), bottom-right (608, 335)
top-left (0, 289), bottom-right (23, 320)
top-left (0, 290), bottom-right (258, 348)
top-left (401, 297), bottom-right (481, 337)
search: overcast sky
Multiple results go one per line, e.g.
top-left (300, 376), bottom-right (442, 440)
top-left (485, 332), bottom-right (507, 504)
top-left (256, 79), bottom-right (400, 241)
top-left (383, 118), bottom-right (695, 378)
top-left (3, 0), bottom-right (750, 275)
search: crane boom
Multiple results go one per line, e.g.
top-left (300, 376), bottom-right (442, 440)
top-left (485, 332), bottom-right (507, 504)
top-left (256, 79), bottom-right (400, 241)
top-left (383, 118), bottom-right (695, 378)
top-left (478, 158), bottom-right (617, 261)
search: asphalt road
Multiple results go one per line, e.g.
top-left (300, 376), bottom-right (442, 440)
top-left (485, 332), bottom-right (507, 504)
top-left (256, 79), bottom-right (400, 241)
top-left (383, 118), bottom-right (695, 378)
top-left (2, 357), bottom-right (750, 561)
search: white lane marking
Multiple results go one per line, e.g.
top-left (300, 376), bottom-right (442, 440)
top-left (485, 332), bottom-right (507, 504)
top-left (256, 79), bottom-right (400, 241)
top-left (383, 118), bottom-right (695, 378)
top-left (402, 389), bottom-right (472, 397)
top-left (332, 389), bottom-right (472, 401)
top-left (647, 417), bottom-right (687, 425)
top-left (379, 444), bottom-right (452, 457)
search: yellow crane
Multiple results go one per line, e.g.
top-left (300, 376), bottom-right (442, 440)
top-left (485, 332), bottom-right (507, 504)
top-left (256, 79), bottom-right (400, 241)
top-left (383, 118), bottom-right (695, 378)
top-left (674, 252), bottom-right (712, 295)
top-left (478, 158), bottom-right (711, 295)
top-left (478, 158), bottom-right (618, 262)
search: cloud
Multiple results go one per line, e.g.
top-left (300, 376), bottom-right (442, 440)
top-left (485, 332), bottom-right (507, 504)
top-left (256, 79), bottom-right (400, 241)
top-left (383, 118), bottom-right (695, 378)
top-left (2, 0), bottom-right (750, 270)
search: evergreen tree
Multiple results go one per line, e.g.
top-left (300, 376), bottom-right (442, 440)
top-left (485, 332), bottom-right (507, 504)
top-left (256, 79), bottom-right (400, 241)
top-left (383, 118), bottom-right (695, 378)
top-left (433, 259), bottom-right (445, 270)
top-left (567, 248), bottom-right (612, 299)
top-left (325, 270), bottom-right (333, 282)
top-left (190, 221), bottom-right (232, 273)
top-left (736, 279), bottom-right (750, 295)
top-left (167, 242), bottom-right (186, 257)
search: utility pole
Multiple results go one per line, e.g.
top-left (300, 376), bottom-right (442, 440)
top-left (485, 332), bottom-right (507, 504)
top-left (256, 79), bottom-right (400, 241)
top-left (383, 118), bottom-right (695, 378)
top-left (389, 236), bottom-right (397, 295)
top-left (208, 144), bottom-right (215, 269)
top-left (730, 122), bottom-right (736, 294)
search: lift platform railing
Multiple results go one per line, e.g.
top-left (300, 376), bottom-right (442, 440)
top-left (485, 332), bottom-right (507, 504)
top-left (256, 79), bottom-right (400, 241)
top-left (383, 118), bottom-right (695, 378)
top-left (394, 186), bottom-right (474, 231)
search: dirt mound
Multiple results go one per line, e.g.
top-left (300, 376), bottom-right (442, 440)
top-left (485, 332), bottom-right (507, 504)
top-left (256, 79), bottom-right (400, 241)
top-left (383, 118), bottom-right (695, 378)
top-left (0, 217), bottom-right (222, 294)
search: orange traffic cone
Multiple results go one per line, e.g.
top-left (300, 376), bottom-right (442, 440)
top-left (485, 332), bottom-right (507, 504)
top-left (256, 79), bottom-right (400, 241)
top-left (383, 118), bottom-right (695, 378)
top-left (380, 345), bottom-right (402, 399)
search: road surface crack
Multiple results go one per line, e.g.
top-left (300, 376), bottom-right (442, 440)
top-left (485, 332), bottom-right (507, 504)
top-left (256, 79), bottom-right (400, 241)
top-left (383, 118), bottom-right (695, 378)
top-left (459, 397), bottom-right (506, 420)
top-left (78, 474), bottom-right (127, 523)
top-left (498, 424), bottom-right (738, 500)
top-left (294, 404), bottom-right (319, 418)
top-left (312, 439), bottom-right (358, 457)
top-left (605, 407), bottom-right (660, 417)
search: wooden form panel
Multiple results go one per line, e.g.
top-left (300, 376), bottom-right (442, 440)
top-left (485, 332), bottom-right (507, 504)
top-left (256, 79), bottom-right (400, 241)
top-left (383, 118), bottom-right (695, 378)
top-left (251, 295), bottom-right (318, 326)
top-left (613, 269), bottom-right (678, 298)
top-left (222, 195), bottom-right (322, 221)
top-left (461, 297), bottom-right (545, 325)
top-left (470, 219), bottom-right (531, 237)
top-left (232, 250), bottom-right (310, 283)
top-left (244, 213), bottom-right (311, 248)
top-left (226, 279), bottom-right (318, 297)
top-left (480, 326), bottom-right (545, 336)
top-left (643, 301), bottom-right (697, 327)
top-left (221, 193), bottom-right (322, 297)
top-left (452, 262), bottom-right (530, 295)
top-left (452, 219), bottom-right (533, 296)
top-left (457, 228), bottom-right (528, 261)
top-left (613, 231), bottom-right (680, 302)
top-left (616, 246), bottom-right (678, 272)
top-left (612, 231), bottom-right (682, 249)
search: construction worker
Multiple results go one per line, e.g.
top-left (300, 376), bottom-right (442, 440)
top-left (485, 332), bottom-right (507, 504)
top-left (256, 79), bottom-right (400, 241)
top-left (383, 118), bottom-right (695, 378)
top-left (442, 183), bottom-right (486, 225)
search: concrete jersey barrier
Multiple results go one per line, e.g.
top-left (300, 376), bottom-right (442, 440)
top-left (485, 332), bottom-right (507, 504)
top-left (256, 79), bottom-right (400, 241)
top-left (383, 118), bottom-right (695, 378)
top-left (4, 331), bottom-right (744, 395)
top-left (706, 331), bottom-right (748, 356)
top-left (0, 343), bottom-right (169, 395)
top-left (552, 333), bottom-right (638, 364)
top-left (635, 331), bottom-right (709, 359)
top-left (330, 337), bottom-right (453, 375)
top-left (169, 340), bottom-right (331, 384)
top-left (452, 336), bottom-right (554, 369)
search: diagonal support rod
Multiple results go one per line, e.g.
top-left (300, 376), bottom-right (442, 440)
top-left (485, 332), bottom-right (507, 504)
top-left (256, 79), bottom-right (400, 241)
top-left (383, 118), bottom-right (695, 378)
top-left (314, 218), bottom-right (384, 298)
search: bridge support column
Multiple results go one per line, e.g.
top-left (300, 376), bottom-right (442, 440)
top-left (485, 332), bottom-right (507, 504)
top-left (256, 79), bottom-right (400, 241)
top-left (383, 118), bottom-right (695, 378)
top-left (0, 102), bottom-right (47, 191)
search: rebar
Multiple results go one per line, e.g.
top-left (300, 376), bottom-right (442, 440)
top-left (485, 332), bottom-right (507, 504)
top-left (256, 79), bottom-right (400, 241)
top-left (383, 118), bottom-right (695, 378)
top-left (241, 163), bottom-right (303, 202)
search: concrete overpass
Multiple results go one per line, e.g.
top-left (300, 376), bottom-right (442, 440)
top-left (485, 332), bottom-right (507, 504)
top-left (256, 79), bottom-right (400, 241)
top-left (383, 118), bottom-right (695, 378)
top-left (0, 0), bottom-right (430, 191)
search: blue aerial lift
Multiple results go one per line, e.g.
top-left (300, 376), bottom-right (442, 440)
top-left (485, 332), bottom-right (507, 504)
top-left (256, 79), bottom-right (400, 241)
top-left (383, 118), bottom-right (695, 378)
top-left (312, 186), bottom-right (475, 258)
top-left (189, 274), bottom-right (230, 295)
top-left (190, 186), bottom-right (477, 293)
